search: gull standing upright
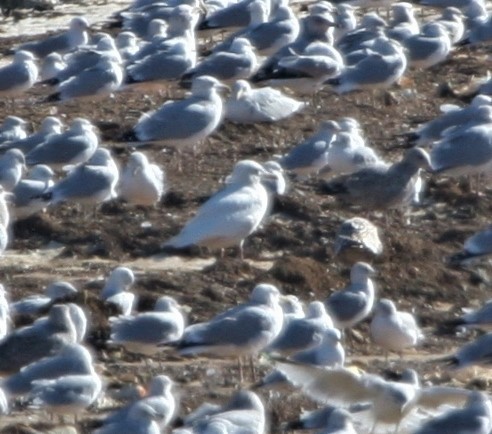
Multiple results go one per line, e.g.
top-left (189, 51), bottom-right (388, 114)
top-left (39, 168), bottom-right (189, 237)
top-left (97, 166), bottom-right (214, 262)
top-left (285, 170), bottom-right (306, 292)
top-left (0, 149), bottom-right (25, 191)
top-left (163, 160), bottom-right (275, 258)
top-left (325, 262), bottom-right (376, 333)
top-left (132, 75), bottom-right (227, 154)
top-left (101, 266), bottom-right (136, 316)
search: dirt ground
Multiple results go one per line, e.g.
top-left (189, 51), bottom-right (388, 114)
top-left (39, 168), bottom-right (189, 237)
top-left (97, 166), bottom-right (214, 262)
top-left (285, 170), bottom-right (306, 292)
top-left (0, 1), bottom-right (492, 433)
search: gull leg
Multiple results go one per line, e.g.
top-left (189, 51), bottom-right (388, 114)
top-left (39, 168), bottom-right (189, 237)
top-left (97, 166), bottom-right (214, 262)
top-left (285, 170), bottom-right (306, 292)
top-left (238, 357), bottom-right (244, 383)
top-left (370, 421), bottom-right (378, 434)
top-left (249, 356), bottom-right (257, 382)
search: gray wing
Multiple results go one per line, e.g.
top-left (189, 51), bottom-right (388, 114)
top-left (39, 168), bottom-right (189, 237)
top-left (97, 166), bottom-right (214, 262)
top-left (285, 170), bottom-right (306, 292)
top-left (343, 52), bottom-right (404, 86)
top-left (52, 166), bottom-right (113, 202)
top-left (326, 290), bottom-right (368, 324)
top-left (200, 0), bottom-right (252, 30)
top-left (57, 50), bottom-right (102, 82)
top-left (26, 133), bottom-right (96, 166)
top-left (413, 407), bottom-right (488, 434)
top-left (0, 63), bottom-right (31, 93)
top-left (13, 179), bottom-right (49, 207)
top-left (280, 140), bottom-right (329, 170)
top-left (248, 20), bottom-right (296, 52)
top-left (19, 33), bottom-right (69, 58)
top-left (134, 97), bottom-right (218, 142)
top-left (188, 52), bottom-right (253, 80)
top-left (0, 132), bottom-right (53, 154)
top-left (31, 375), bottom-right (99, 407)
top-left (58, 67), bottom-right (120, 100)
top-left (110, 313), bottom-right (180, 344)
top-left (405, 37), bottom-right (445, 63)
top-left (128, 52), bottom-right (193, 82)
top-left (269, 318), bottom-right (323, 352)
top-left (465, 227), bottom-right (492, 256)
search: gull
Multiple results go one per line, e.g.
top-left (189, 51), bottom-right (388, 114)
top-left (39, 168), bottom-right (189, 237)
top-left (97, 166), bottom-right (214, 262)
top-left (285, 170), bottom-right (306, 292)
top-left (0, 51), bottom-right (38, 98)
top-left (267, 301), bottom-right (334, 356)
top-left (465, 14), bottom-right (492, 45)
top-left (213, 4), bottom-right (300, 57)
top-left (40, 53), bottom-right (67, 82)
top-left (431, 105), bottom-right (492, 176)
top-left (0, 149), bottom-right (25, 191)
top-left (284, 407), bottom-right (357, 434)
top-left (280, 294), bottom-right (305, 319)
top-left (39, 148), bottom-right (118, 208)
top-left (333, 217), bottom-right (383, 265)
top-left (442, 332), bottom-right (492, 369)
top-left (436, 7), bottom-right (465, 44)
top-left (176, 283), bottom-right (283, 359)
top-left (276, 363), bottom-right (473, 434)
top-left (26, 117), bottom-right (99, 170)
top-left (448, 225), bottom-right (492, 265)
top-left (28, 370), bottom-right (102, 417)
top-left (95, 402), bottom-right (162, 434)
top-left (132, 75), bottom-right (227, 152)
top-left (322, 148), bottom-right (431, 210)
top-left (403, 23), bottom-right (452, 69)
top-left (325, 38), bottom-right (407, 94)
top-left (278, 120), bottom-right (340, 177)
top-left (320, 132), bottom-right (382, 178)
top-left (259, 41), bottom-right (344, 96)
top-left (17, 17), bottom-right (90, 58)
top-left (183, 390), bottom-right (265, 433)
top-left (370, 299), bottom-right (422, 359)
top-left (224, 80), bottom-right (306, 124)
top-left (181, 38), bottom-right (257, 85)
top-left (119, 151), bottom-right (166, 206)
top-left (163, 160), bottom-right (274, 257)
top-left (49, 34), bottom-right (122, 85)
top-left (0, 387), bottom-right (7, 415)
top-left (255, 328), bottom-right (345, 390)
top-left (109, 296), bottom-right (185, 356)
top-left (0, 116), bottom-right (64, 154)
top-left (407, 94), bottom-right (491, 147)
top-left (412, 391), bottom-right (492, 434)
top-left (100, 375), bottom-right (176, 430)
top-left (325, 262), bottom-right (376, 331)
top-left (198, 0), bottom-right (268, 34)
top-left (3, 343), bottom-right (94, 397)
top-left (11, 280), bottom-right (77, 317)
top-left (387, 2), bottom-right (420, 43)
top-left (116, 31), bottom-right (140, 62)
top-left (47, 56), bottom-right (123, 102)
top-left (449, 298), bottom-right (492, 331)
top-left (101, 266), bottom-right (136, 316)
top-left (0, 116), bottom-right (28, 144)
top-left (11, 164), bottom-right (54, 220)
top-left (0, 186), bottom-right (10, 228)
top-left (334, 4), bottom-right (357, 42)
top-left (125, 39), bottom-right (196, 85)
top-left (0, 304), bottom-right (77, 375)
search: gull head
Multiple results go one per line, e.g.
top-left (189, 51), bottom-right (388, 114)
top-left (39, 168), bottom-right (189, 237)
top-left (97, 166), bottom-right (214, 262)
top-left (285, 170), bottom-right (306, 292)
top-left (2, 116), bottom-right (27, 129)
top-left (226, 390), bottom-right (264, 412)
top-left (322, 327), bottom-right (342, 343)
top-left (29, 164), bottom-right (55, 182)
top-left (70, 117), bottom-right (94, 133)
top-left (350, 262), bottom-right (376, 282)
top-left (70, 16), bottom-right (90, 31)
top-left (231, 80), bottom-right (252, 100)
top-left (128, 151), bottom-right (149, 170)
top-left (306, 301), bottom-right (328, 318)
top-left (191, 76), bottom-right (229, 97)
top-left (45, 281), bottom-right (78, 300)
top-left (14, 50), bottom-right (36, 63)
top-left (4, 148), bottom-right (25, 166)
top-left (404, 147), bottom-right (432, 171)
top-left (87, 148), bottom-right (112, 166)
top-left (149, 374), bottom-right (174, 396)
top-left (226, 159), bottom-right (273, 185)
top-left (154, 296), bottom-right (180, 312)
top-left (106, 266), bottom-right (135, 290)
top-left (40, 116), bottom-right (64, 134)
top-left (375, 298), bottom-right (397, 317)
top-left (250, 283), bottom-right (281, 305)
top-left (423, 22), bottom-right (448, 38)
top-left (229, 37), bottom-right (254, 54)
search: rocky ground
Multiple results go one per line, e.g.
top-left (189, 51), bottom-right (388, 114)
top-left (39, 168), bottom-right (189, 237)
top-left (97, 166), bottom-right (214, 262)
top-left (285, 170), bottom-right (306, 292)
top-left (0, 1), bottom-right (491, 433)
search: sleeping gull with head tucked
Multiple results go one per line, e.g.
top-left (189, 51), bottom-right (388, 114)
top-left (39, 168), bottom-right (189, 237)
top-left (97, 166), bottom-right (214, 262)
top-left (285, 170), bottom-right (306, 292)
top-left (163, 160), bottom-right (275, 258)
top-left (0, 51), bottom-right (38, 98)
top-left (0, 116), bottom-right (28, 144)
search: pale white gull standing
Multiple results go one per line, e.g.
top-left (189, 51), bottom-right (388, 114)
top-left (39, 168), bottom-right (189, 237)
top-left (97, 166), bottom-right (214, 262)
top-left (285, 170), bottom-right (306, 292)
top-left (132, 75), bottom-right (227, 152)
top-left (26, 117), bottom-right (99, 170)
top-left (225, 80), bottom-right (306, 124)
top-left (17, 17), bottom-right (90, 58)
top-left (370, 299), bottom-right (422, 359)
top-left (0, 51), bottom-right (38, 98)
top-left (0, 149), bottom-right (25, 191)
top-left (163, 160), bottom-right (274, 257)
top-left (101, 266), bottom-right (136, 316)
top-left (119, 151), bottom-right (166, 206)
top-left (109, 296), bottom-right (185, 355)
